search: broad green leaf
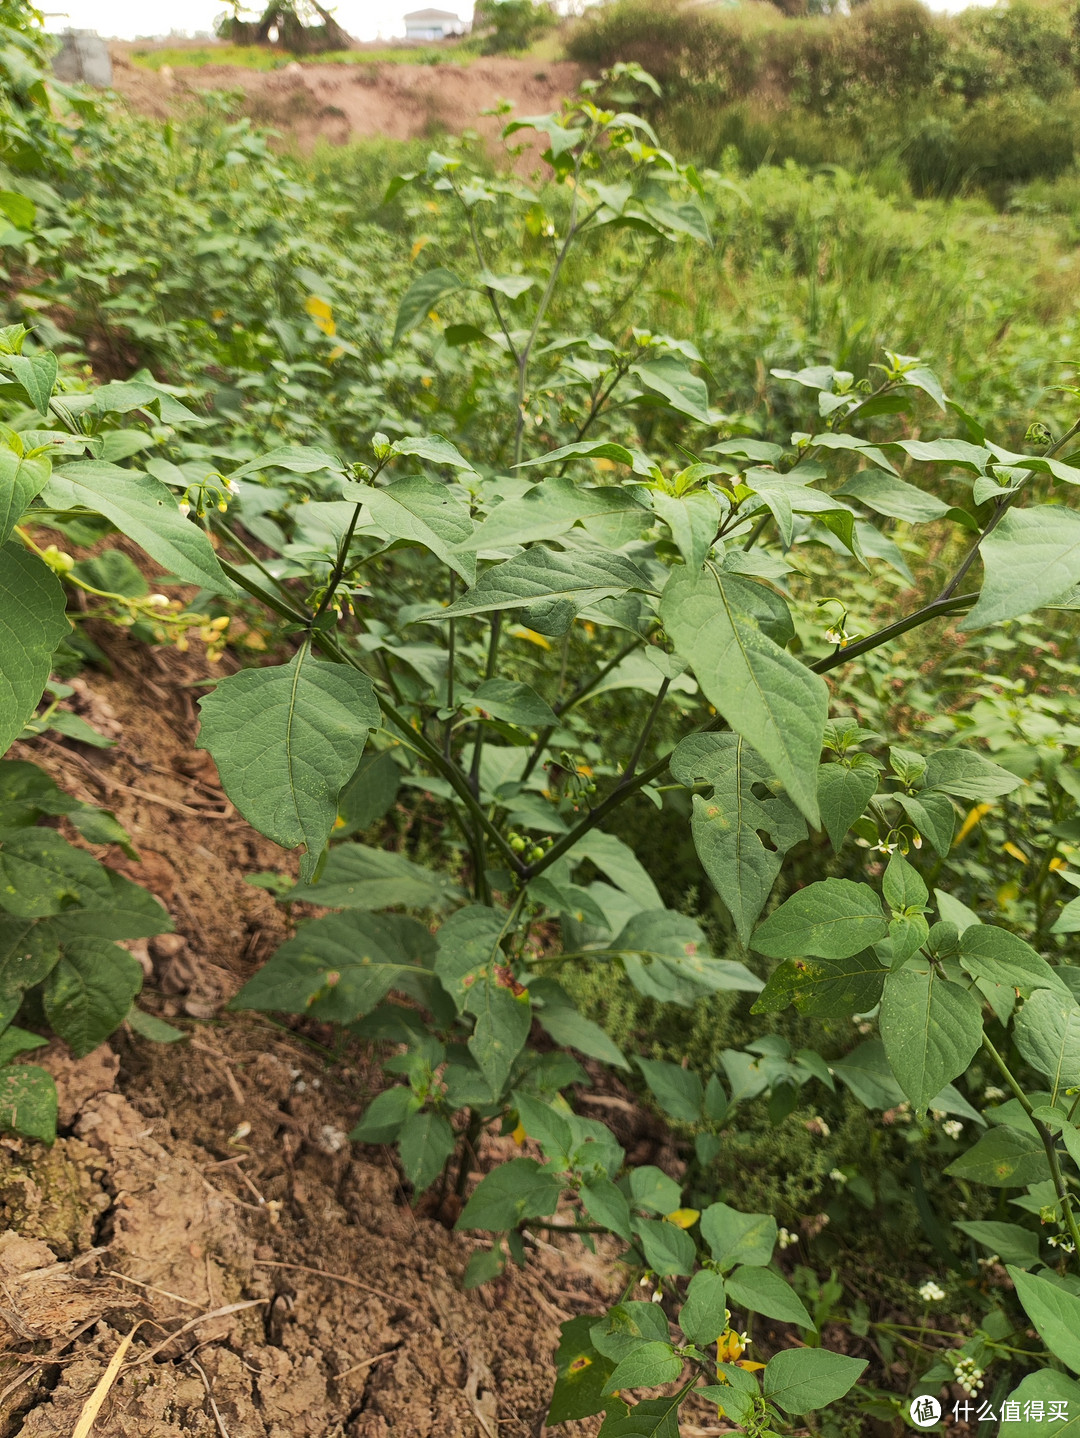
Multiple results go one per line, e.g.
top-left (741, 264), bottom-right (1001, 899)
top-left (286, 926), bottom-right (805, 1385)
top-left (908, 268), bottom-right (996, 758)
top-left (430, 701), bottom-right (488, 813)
top-left (0, 1026), bottom-right (45, 1067)
top-left (882, 853), bottom-right (928, 913)
top-left (414, 547), bottom-right (653, 624)
top-left (197, 647), bottom-right (380, 883)
top-left (516, 440), bottom-right (639, 473)
top-left (1003, 1373), bottom-right (1080, 1436)
top-left (0, 828), bottom-right (112, 918)
top-left (8, 353), bottom-right (56, 416)
top-left (879, 961), bottom-right (983, 1113)
top-left (337, 749), bottom-right (400, 837)
top-left (0, 1063), bottom-right (56, 1141)
top-left (469, 976), bottom-right (531, 1100)
top-left (531, 979), bottom-right (630, 1070)
top-left (660, 565), bottom-right (827, 825)
top-left (393, 267), bottom-right (462, 345)
top-left (945, 1125), bottom-right (1051, 1187)
top-left (596, 1394), bottom-right (681, 1438)
top-left (230, 444), bottom-right (342, 479)
top-left (43, 462), bottom-right (232, 595)
top-left (350, 1085), bottom-right (421, 1143)
top-left (346, 475), bottom-right (476, 585)
top-left (831, 1039), bottom-right (905, 1110)
top-left (725, 1265), bottom-right (813, 1328)
top-left (817, 759), bottom-right (878, 851)
top-left (632, 1216), bottom-right (696, 1276)
top-left (635, 1057), bottom-right (702, 1122)
top-left (397, 1110), bottom-right (455, 1194)
top-left (42, 939), bottom-right (143, 1058)
top-left (573, 831), bottom-right (663, 910)
top-left (581, 1178), bottom-right (634, 1244)
top-left (124, 1007), bottom-right (185, 1043)
top-left (1008, 1267), bottom-right (1080, 1373)
top-left (468, 477), bottom-right (646, 550)
top-left (0, 543), bottom-right (68, 757)
top-left (752, 949), bottom-right (885, 1019)
top-left (233, 911), bottom-right (433, 1023)
top-left (896, 792), bottom-right (956, 857)
top-left (289, 843), bottom-right (461, 911)
top-left (628, 1165), bottom-right (683, 1216)
top-left (602, 909), bottom-right (762, 1007)
top-left (962, 506), bottom-right (1080, 630)
top-left (923, 748), bottom-right (1023, 800)
top-left (953, 1220), bottom-right (1039, 1268)
top-left (600, 1341), bottom-right (681, 1396)
top-left (959, 925), bottom-right (1069, 997)
top-left (392, 434), bottom-right (477, 471)
top-left (631, 356), bottom-right (710, 424)
top-left (463, 1244), bottom-right (504, 1287)
top-left (651, 489), bottom-right (719, 570)
top-left (1014, 989), bottom-right (1080, 1104)
top-left (468, 679), bottom-right (556, 727)
top-left (0, 447), bottom-right (50, 546)
top-left (547, 1317), bottom-right (616, 1425)
top-left (763, 1349), bottom-right (867, 1415)
top-left (591, 1301), bottom-right (670, 1368)
top-left (670, 734), bottom-right (806, 943)
top-left (699, 1204), bottom-right (777, 1271)
top-left (678, 1269), bottom-right (728, 1347)
top-left (476, 270), bottom-right (536, 298)
top-left (456, 1156), bottom-right (563, 1231)
top-left (434, 905), bottom-right (506, 1011)
top-left (751, 879), bottom-right (886, 960)
top-left (835, 469), bottom-right (948, 524)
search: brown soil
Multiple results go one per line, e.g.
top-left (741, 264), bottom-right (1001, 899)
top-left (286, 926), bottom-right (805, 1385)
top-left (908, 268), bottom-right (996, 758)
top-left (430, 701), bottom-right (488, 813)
top-left (0, 631), bottom-right (631, 1437)
top-left (107, 51), bottom-right (586, 152)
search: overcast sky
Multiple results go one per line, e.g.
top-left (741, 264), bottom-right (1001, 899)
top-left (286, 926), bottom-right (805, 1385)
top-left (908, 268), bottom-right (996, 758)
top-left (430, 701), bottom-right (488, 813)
top-left (50, 0), bottom-right (989, 45)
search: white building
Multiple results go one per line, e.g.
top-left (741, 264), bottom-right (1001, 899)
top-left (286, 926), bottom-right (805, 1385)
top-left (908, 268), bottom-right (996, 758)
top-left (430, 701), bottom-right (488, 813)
top-left (403, 8), bottom-right (466, 40)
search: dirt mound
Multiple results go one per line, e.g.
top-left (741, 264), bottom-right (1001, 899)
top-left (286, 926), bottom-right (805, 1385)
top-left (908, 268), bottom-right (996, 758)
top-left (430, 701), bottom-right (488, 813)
top-left (108, 52), bottom-right (586, 150)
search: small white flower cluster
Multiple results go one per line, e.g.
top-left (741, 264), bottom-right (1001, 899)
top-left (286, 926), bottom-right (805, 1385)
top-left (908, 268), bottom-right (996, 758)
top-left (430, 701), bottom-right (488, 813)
top-left (983, 1086), bottom-right (1006, 1101)
top-left (942, 1120), bottom-right (964, 1140)
top-left (1048, 1234), bottom-right (1077, 1254)
top-left (918, 1280), bottom-right (946, 1303)
top-left (829, 1168), bottom-right (848, 1185)
top-left (976, 1253), bottom-right (1000, 1269)
top-left (777, 1227), bottom-right (798, 1250)
top-left (953, 1355), bottom-right (985, 1397)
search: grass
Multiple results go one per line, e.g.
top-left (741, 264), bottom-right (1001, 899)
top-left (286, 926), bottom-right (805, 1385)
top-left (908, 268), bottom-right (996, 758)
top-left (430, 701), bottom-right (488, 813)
top-left (127, 42), bottom-right (470, 70)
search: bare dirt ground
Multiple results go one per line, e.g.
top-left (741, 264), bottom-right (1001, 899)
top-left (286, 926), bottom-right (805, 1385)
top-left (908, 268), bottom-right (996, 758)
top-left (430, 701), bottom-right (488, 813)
top-left (108, 51), bottom-right (585, 150)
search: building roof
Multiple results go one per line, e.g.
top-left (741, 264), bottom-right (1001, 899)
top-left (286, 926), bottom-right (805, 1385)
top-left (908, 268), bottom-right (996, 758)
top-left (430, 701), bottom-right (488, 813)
top-left (403, 8), bottom-right (461, 20)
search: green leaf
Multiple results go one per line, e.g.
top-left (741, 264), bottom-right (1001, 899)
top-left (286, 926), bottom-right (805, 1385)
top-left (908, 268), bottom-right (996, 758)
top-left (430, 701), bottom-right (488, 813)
top-left (351, 1085), bottom-right (421, 1144)
top-left (651, 489), bottom-right (719, 570)
top-left (959, 925), bottom-right (1069, 998)
top-left (1014, 989), bottom-right (1080, 1104)
top-left (573, 832), bottom-right (663, 909)
top-left (670, 734), bottom-right (806, 943)
top-left (0, 543), bottom-right (68, 757)
top-left (699, 1204), bottom-right (777, 1271)
top-left (398, 1109), bottom-right (455, 1194)
top-left (0, 1063), bottom-right (56, 1142)
top-left (43, 462), bottom-right (232, 595)
top-left (945, 1125), bottom-right (1051, 1187)
top-left (817, 759), bottom-right (878, 851)
top-left (434, 905), bottom-right (506, 1010)
top-left (289, 843), bottom-right (461, 911)
top-left (532, 980), bottom-right (630, 1070)
top-left (469, 977), bottom-right (531, 1101)
top-left (233, 911), bottom-right (433, 1023)
top-left (677, 1269), bottom-right (727, 1347)
top-left (628, 1165), bottom-right (683, 1215)
top-left (125, 1007), bottom-right (185, 1043)
top-left (953, 1220), bottom-right (1039, 1268)
top-left (468, 679), bottom-right (556, 728)
top-left (752, 949), bottom-right (885, 1020)
top-left (602, 909), bottom-right (762, 1007)
top-left (601, 1341), bottom-right (681, 1397)
top-left (752, 879), bottom-right (886, 960)
top-left (392, 434), bottom-right (476, 471)
top-left (726, 1265), bottom-right (814, 1328)
top-left (660, 566), bottom-right (827, 825)
top-left (42, 939), bottom-right (144, 1059)
top-left (393, 267), bottom-right (462, 345)
top-left (882, 853), bottom-right (928, 913)
top-left (456, 1156), bottom-right (563, 1231)
top-left (463, 1244), bottom-right (505, 1288)
top-left (0, 447), bottom-right (50, 547)
top-left (962, 506), bottom-right (1080, 630)
top-left (879, 961), bottom-right (983, 1113)
top-left (414, 547), bottom-right (653, 624)
top-left (0, 1024), bottom-right (46, 1066)
top-left (516, 440), bottom-right (639, 473)
top-left (548, 1316), bottom-right (616, 1425)
top-left (1008, 1267), bottom-right (1080, 1373)
top-left (923, 748), bottom-right (1023, 800)
top-left (581, 1178), bottom-right (634, 1244)
top-left (632, 1216), bottom-right (696, 1276)
top-left (831, 1039), bottom-right (904, 1109)
top-left (230, 444), bottom-right (343, 479)
top-left (896, 792), bottom-right (956, 857)
top-left (1002, 1372), bottom-right (1080, 1434)
top-left (763, 1349), bottom-right (867, 1415)
top-left (635, 1057), bottom-right (702, 1122)
top-left (596, 1394), bottom-right (681, 1438)
top-left (8, 353), bottom-right (56, 416)
top-left (835, 470), bottom-right (948, 524)
top-left (631, 356), bottom-right (710, 424)
top-left (346, 475), bottom-right (476, 585)
top-left (197, 647), bottom-right (380, 883)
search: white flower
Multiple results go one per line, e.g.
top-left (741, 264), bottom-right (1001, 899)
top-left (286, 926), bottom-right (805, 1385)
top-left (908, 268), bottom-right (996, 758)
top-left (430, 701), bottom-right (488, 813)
top-left (983, 1086), bottom-right (1005, 1101)
top-left (942, 1120), bottom-right (963, 1140)
top-left (953, 1356), bottom-right (984, 1396)
top-left (918, 1280), bottom-right (946, 1303)
top-left (147, 594), bottom-right (171, 608)
top-left (777, 1227), bottom-right (797, 1250)
top-left (930, 1109), bottom-right (946, 1122)
top-left (829, 1168), bottom-right (848, 1185)
top-left (224, 478), bottom-right (239, 495)
top-left (651, 1289), bottom-right (663, 1303)
top-left (178, 501), bottom-right (190, 517)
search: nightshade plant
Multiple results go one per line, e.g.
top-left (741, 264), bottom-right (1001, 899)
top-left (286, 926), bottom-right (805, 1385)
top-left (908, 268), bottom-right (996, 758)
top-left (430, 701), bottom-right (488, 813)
top-left (6, 62), bottom-right (1080, 1433)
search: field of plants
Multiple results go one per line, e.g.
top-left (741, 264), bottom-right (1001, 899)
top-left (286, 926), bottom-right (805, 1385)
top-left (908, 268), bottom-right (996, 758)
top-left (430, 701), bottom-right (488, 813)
top-left (6, 0), bottom-right (1080, 1433)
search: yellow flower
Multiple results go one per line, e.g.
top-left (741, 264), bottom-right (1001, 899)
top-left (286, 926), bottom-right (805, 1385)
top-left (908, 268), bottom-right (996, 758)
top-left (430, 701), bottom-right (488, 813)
top-left (304, 294), bottom-right (336, 336)
top-left (1002, 841), bottom-right (1028, 864)
top-left (664, 1208), bottom-right (700, 1230)
top-left (716, 1329), bottom-right (745, 1363)
top-left (955, 802), bottom-right (991, 845)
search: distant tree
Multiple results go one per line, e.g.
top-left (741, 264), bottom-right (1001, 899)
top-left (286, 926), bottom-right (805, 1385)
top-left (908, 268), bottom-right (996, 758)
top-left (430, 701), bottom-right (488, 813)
top-left (216, 0), bottom-right (351, 54)
top-left (473, 0), bottom-right (558, 53)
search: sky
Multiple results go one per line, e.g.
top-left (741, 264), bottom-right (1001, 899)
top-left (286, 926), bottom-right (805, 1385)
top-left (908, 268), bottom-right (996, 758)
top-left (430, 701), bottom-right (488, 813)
top-left (49, 0), bottom-right (988, 45)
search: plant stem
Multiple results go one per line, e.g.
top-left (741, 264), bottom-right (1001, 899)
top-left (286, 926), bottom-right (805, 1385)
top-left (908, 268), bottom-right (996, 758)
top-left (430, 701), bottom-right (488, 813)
top-left (981, 1034), bottom-right (1080, 1263)
top-left (620, 677), bottom-right (670, 784)
top-left (520, 637), bottom-right (643, 783)
top-left (469, 610), bottom-right (503, 795)
top-left (810, 593), bottom-right (978, 673)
